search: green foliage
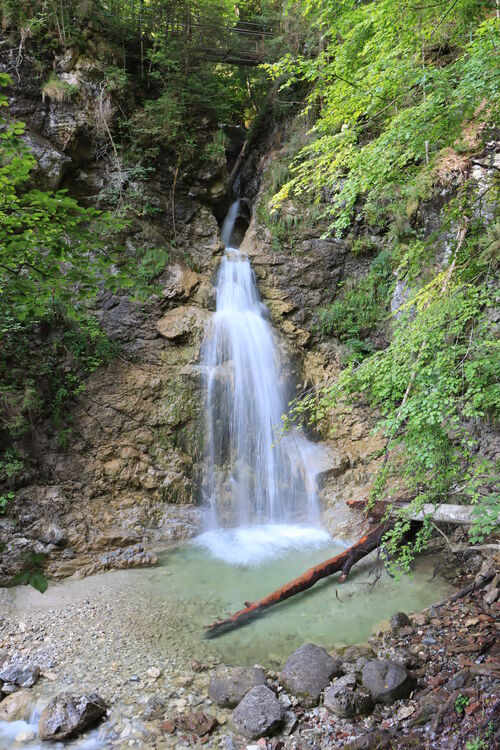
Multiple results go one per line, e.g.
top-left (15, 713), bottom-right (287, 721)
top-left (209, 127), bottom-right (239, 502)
top-left (137, 246), bottom-right (171, 284)
top-left (0, 79), bottom-right (130, 326)
top-left (202, 129), bottom-right (230, 164)
top-left (41, 73), bottom-right (78, 102)
top-left (287, 206), bottom-right (500, 568)
top-left (104, 65), bottom-right (130, 95)
top-left (267, 1), bottom-right (499, 236)
top-left (13, 552), bottom-right (48, 593)
top-left (455, 694), bottom-right (470, 715)
top-left (0, 73), bottom-right (127, 464)
top-left (273, 0), bottom-right (499, 567)
top-left (0, 491), bottom-right (14, 514)
top-left (0, 447), bottom-right (24, 478)
top-left (315, 249), bottom-right (393, 360)
top-left (465, 722), bottom-right (495, 750)
top-left (466, 740), bottom-right (487, 750)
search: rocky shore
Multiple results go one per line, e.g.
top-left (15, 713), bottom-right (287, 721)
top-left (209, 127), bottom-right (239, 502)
top-left (0, 551), bottom-right (498, 750)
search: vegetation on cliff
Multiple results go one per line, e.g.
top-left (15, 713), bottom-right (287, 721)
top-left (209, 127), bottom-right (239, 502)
top-left (270, 0), bottom-right (499, 561)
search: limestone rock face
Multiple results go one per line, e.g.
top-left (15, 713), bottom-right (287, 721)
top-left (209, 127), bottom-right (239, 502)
top-left (362, 660), bottom-right (416, 704)
top-left (156, 306), bottom-right (210, 341)
top-left (38, 692), bottom-right (107, 741)
top-left (161, 264), bottom-right (201, 301)
top-left (23, 130), bottom-right (72, 190)
top-left (279, 643), bottom-right (342, 706)
top-left (232, 685), bottom-right (284, 739)
top-left (208, 666), bottom-right (267, 708)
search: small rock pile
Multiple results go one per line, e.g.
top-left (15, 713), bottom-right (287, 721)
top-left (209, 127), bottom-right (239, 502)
top-left (0, 656), bottom-right (106, 743)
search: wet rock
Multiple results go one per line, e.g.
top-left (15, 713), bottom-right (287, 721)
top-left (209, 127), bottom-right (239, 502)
top-left (279, 643), bottom-right (342, 706)
top-left (208, 666), bottom-right (267, 708)
top-left (389, 612), bottom-right (411, 632)
top-left (174, 711), bottom-right (218, 736)
top-left (0, 663), bottom-right (40, 688)
top-left (38, 692), bottom-right (107, 741)
top-left (232, 685), bottom-right (284, 740)
top-left (15, 728), bottom-right (36, 743)
top-left (362, 660), bottom-right (416, 705)
top-left (0, 690), bottom-right (32, 721)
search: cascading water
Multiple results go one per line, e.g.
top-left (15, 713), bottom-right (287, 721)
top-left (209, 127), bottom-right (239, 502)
top-left (197, 200), bottom-right (330, 563)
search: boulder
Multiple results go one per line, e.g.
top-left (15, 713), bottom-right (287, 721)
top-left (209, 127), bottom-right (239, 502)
top-left (155, 306), bottom-right (210, 341)
top-left (0, 690), bottom-right (32, 721)
top-left (279, 643), bottom-right (342, 706)
top-left (38, 692), bottom-right (106, 741)
top-left (362, 660), bottom-right (416, 705)
top-left (389, 612), bottom-right (411, 632)
top-left (0, 663), bottom-right (40, 688)
top-left (232, 685), bottom-right (284, 740)
top-left (324, 676), bottom-right (373, 719)
top-left (208, 666), bottom-right (267, 708)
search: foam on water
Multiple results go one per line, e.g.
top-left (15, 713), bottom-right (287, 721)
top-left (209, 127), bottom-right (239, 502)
top-left (0, 706), bottom-right (105, 750)
top-left (0, 720), bottom-right (104, 750)
top-left (194, 523), bottom-right (334, 566)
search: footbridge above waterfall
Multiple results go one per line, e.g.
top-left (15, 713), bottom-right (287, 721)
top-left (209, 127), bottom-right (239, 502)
top-left (97, 5), bottom-right (277, 68)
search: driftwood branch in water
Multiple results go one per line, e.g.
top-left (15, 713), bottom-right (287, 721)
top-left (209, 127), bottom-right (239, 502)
top-left (204, 520), bottom-right (402, 639)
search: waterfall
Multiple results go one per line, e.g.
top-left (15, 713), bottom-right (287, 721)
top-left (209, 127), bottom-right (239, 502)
top-left (198, 201), bottom-right (327, 561)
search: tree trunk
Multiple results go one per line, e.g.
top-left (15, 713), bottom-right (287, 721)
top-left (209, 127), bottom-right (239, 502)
top-left (347, 499), bottom-right (481, 525)
top-left (204, 520), bottom-right (401, 638)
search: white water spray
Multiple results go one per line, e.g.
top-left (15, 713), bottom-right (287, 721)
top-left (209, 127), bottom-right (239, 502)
top-left (199, 201), bottom-right (328, 561)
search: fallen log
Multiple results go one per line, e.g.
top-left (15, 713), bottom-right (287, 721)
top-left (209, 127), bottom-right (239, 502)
top-left (204, 520), bottom-right (401, 638)
top-left (347, 499), bottom-right (483, 525)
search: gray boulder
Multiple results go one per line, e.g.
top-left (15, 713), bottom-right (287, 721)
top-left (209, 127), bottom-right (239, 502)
top-left (232, 685), bottom-right (283, 739)
top-left (324, 676), bottom-right (373, 718)
top-left (279, 643), bottom-right (342, 706)
top-left (38, 692), bottom-right (106, 741)
top-left (362, 660), bottom-right (416, 705)
top-left (209, 666), bottom-right (267, 708)
top-left (389, 612), bottom-right (411, 632)
top-left (0, 663), bottom-right (40, 688)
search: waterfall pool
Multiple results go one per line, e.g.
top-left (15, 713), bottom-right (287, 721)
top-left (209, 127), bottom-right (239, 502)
top-left (0, 528), bottom-right (453, 749)
top-left (3, 528), bottom-right (452, 668)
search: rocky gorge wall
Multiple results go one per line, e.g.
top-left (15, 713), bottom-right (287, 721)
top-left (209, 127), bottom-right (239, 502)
top-left (2, 34), bottom-right (497, 585)
top-left (0, 38), bottom-right (232, 581)
top-left (0, 39), bottom-right (426, 583)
